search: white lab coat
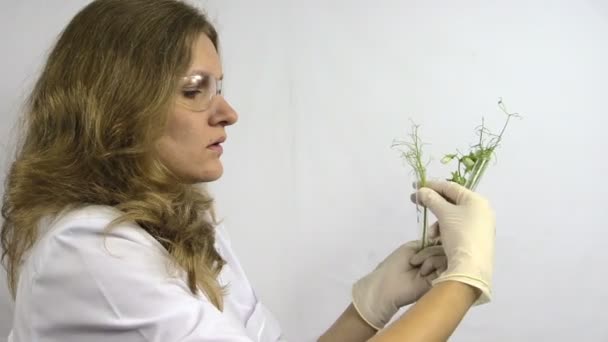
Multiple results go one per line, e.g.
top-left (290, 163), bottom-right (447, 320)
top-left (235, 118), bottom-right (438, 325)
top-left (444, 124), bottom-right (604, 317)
top-left (8, 205), bottom-right (285, 341)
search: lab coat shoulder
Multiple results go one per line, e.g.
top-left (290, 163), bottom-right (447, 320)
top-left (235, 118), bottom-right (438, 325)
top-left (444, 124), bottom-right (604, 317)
top-left (13, 205), bottom-right (255, 342)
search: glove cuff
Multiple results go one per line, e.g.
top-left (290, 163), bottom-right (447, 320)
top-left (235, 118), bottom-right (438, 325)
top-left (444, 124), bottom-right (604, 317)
top-left (351, 282), bottom-right (386, 330)
top-left (432, 273), bottom-right (492, 305)
top-left (351, 296), bottom-right (383, 331)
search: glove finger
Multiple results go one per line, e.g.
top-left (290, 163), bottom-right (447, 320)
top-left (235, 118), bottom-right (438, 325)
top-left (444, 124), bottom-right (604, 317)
top-left (424, 269), bottom-right (443, 284)
top-left (403, 240), bottom-right (422, 250)
top-left (419, 255), bottom-right (446, 276)
top-left (424, 262), bottom-right (448, 283)
top-left (432, 256), bottom-right (447, 273)
top-left (374, 240), bottom-right (420, 270)
top-left (428, 221), bottom-right (440, 240)
top-left (410, 245), bottom-right (445, 266)
top-left (436, 263), bottom-right (447, 275)
top-left (412, 188), bottom-right (454, 218)
top-left (423, 180), bottom-right (473, 205)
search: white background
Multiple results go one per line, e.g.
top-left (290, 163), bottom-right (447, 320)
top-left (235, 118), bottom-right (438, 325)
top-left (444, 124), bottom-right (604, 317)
top-left (1, 1), bottom-right (607, 341)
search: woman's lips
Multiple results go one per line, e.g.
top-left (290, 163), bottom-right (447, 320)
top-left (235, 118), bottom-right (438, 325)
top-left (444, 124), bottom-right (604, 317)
top-left (207, 143), bottom-right (223, 155)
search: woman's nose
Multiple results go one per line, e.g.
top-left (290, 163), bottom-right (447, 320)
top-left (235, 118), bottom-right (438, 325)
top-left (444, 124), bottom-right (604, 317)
top-left (210, 96), bottom-right (238, 127)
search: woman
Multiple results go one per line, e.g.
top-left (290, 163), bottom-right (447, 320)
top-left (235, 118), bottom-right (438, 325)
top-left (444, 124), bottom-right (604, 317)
top-left (1, 1), bottom-right (495, 341)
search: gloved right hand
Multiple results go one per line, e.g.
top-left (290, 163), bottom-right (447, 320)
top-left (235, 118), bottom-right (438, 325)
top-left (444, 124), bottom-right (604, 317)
top-left (411, 180), bottom-right (495, 304)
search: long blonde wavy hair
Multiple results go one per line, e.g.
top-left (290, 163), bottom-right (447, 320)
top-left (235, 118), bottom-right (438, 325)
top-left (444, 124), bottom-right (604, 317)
top-left (1, 0), bottom-right (227, 309)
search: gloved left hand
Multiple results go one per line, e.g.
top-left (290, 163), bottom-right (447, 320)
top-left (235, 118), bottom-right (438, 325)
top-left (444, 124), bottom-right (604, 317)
top-left (352, 241), bottom-right (447, 330)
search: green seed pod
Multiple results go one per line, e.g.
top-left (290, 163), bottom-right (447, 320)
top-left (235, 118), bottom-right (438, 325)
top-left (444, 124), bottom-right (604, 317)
top-left (467, 152), bottom-right (478, 163)
top-left (462, 157), bottom-right (475, 169)
top-left (441, 154), bottom-right (456, 164)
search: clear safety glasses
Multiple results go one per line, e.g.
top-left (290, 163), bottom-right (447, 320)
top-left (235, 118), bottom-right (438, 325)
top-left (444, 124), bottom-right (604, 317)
top-left (177, 72), bottom-right (223, 112)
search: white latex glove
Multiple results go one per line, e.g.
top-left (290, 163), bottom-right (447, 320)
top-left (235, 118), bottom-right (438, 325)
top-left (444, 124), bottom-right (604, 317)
top-left (352, 241), bottom-right (447, 330)
top-left (413, 180), bottom-right (495, 305)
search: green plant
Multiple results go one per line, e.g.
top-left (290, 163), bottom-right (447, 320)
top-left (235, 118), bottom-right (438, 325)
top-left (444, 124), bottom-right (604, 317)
top-left (391, 121), bottom-right (431, 249)
top-left (393, 99), bottom-right (520, 249)
top-left (441, 98), bottom-right (521, 191)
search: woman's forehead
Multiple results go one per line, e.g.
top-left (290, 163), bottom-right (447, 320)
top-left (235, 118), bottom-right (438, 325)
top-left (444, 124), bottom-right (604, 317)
top-left (186, 34), bottom-right (223, 79)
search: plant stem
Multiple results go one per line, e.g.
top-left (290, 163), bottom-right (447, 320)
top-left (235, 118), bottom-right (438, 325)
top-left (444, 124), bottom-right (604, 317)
top-left (393, 122), bottom-right (429, 250)
top-left (465, 157), bottom-right (490, 190)
top-left (421, 207), bottom-right (429, 249)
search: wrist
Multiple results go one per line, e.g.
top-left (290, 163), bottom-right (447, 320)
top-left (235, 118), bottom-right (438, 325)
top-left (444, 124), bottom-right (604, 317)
top-left (319, 303), bottom-right (377, 341)
top-left (437, 280), bottom-right (481, 304)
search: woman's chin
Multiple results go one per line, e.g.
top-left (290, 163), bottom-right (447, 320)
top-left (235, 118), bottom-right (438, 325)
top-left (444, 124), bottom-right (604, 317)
top-left (174, 160), bottom-right (224, 184)
top-left (197, 164), bottom-right (223, 183)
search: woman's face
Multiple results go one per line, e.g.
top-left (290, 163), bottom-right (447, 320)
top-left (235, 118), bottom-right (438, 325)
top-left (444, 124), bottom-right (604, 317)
top-left (157, 33), bottom-right (238, 183)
